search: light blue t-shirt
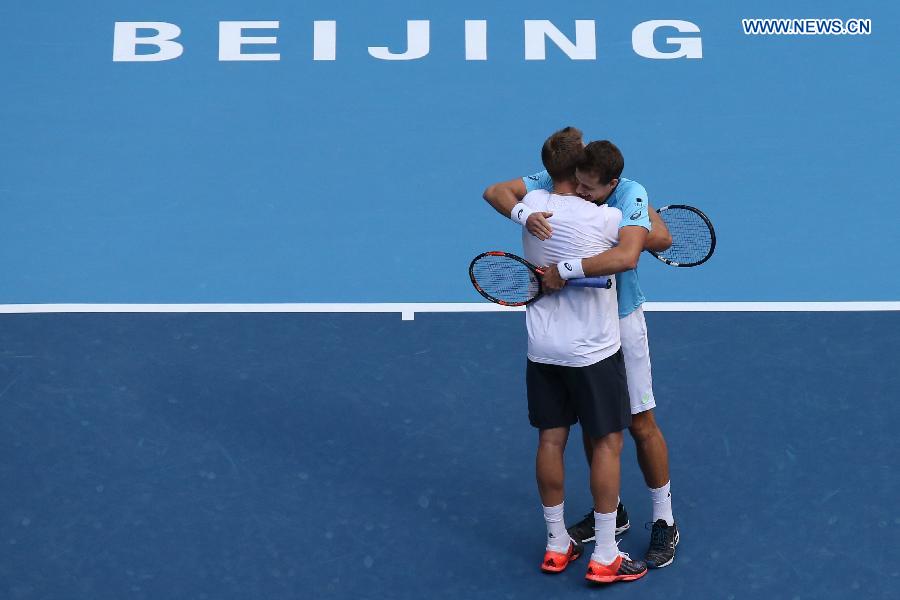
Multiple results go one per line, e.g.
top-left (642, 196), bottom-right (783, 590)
top-left (523, 171), bottom-right (651, 318)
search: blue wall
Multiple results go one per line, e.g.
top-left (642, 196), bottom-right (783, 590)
top-left (2, 1), bottom-right (897, 303)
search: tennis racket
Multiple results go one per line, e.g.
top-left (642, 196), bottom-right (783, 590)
top-left (469, 251), bottom-right (611, 307)
top-left (649, 205), bottom-right (716, 267)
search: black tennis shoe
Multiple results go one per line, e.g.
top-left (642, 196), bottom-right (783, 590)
top-left (644, 519), bottom-right (679, 568)
top-left (566, 502), bottom-right (631, 543)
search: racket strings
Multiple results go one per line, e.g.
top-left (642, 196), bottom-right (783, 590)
top-left (471, 255), bottom-right (540, 305)
top-left (658, 209), bottom-right (712, 264)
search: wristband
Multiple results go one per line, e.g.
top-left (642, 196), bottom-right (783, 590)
top-left (557, 259), bottom-right (585, 280)
top-left (511, 203), bottom-right (535, 226)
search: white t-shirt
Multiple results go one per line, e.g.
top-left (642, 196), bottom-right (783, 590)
top-left (522, 190), bottom-right (622, 367)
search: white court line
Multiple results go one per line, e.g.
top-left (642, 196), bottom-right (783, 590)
top-left (645, 301), bottom-right (900, 312)
top-left (0, 302), bottom-right (898, 320)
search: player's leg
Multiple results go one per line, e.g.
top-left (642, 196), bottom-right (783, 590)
top-left (536, 426), bottom-right (569, 508)
top-left (566, 430), bottom-right (630, 543)
top-left (619, 306), bottom-right (679, 568)
top-left (536, 426), bottom-right (571, 558)
top-left (526, 360), bottom-right (582, 572)
top-left (563, 350), bottom-right (647, 583)
top-left (630, 409), bottom-right (669, 489)
top-left (589, 430), bottom-right (623, 561)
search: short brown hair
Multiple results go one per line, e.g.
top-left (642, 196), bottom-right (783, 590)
top-left (578, 140), bottom-right (624, 184)
top-left (541, 126), bottom-right (584, 182)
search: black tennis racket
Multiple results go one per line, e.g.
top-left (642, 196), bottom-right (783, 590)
top-left (649, 205), bottom-right (716, 267)
top-left (469, 251), bottom-right (611, 307)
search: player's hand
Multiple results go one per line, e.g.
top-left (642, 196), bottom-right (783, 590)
top-left (541, 264), bottom-right (566, 292)
top-left (526, 212), bottom-right (553, 240)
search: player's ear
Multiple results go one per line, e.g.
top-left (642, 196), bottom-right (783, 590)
top-left (608, 178), bottom-right (619, 189)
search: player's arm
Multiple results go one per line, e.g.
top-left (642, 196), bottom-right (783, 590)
top-left (645, 204), bottom-right (673, 252)
top-left (581, 226), bottom-right (647, 275)
top-left (482, 178), bottom-right (526, 216)
top-left (541, 226), bottom-right (647, 290)
top-left (578, 183), bottom-right (652, 275)
top-left (482, 176), bottom-right (554, 240)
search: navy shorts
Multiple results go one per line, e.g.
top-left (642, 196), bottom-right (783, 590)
top-left (526, 349), bottom-right (631, 439)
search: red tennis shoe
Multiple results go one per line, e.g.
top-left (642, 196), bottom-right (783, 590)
top-left (585, 552), bottom-right (648, 583)
top-left (540, 540), bottom-right (583, 573)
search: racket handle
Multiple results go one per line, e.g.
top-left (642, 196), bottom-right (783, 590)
top-left (567, 276), bottom-right (612, 289)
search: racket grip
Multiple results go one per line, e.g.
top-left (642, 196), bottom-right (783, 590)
top-left (567, 276), bottom-right (612, 289)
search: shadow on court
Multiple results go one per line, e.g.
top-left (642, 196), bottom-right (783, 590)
top-left (1, 312), bottom-right (897, 599)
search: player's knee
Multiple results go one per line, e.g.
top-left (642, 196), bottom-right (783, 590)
top-left (629, 411), bottom-right (660, 442)
top-left (538, 427), bottom-right (569, 451)
top-left (539, 439), bottom-right (566, 454)
top-left (592, 430), bottom-right (624, 456)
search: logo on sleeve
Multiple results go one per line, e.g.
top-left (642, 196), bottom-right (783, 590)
top-left (563, 262), bottom-right (573, 271)
top-left (630, 210), bottom-right (642, 220)
top-left (527, 175), bottom-right (540, 181)
top-left (517, 208), bottom-right (524, 219)
top-left (636, 198), bottom-right (643, 203)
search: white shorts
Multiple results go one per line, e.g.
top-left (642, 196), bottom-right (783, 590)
top-left (619, 306), bottom-right (656, 414)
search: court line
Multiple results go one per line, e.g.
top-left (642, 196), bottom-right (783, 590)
top-left (0, 302), bottom-right (898, 320)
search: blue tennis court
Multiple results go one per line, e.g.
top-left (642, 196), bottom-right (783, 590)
top-left (2, 310), bottom-right (897, 599)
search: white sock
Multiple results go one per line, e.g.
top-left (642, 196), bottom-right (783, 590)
top-left (590, 510), bottom-right (618, 564)
top-left (542, 502), bottom-right (569, 552)
top-left (650, 481), bottom-right (674, 526)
